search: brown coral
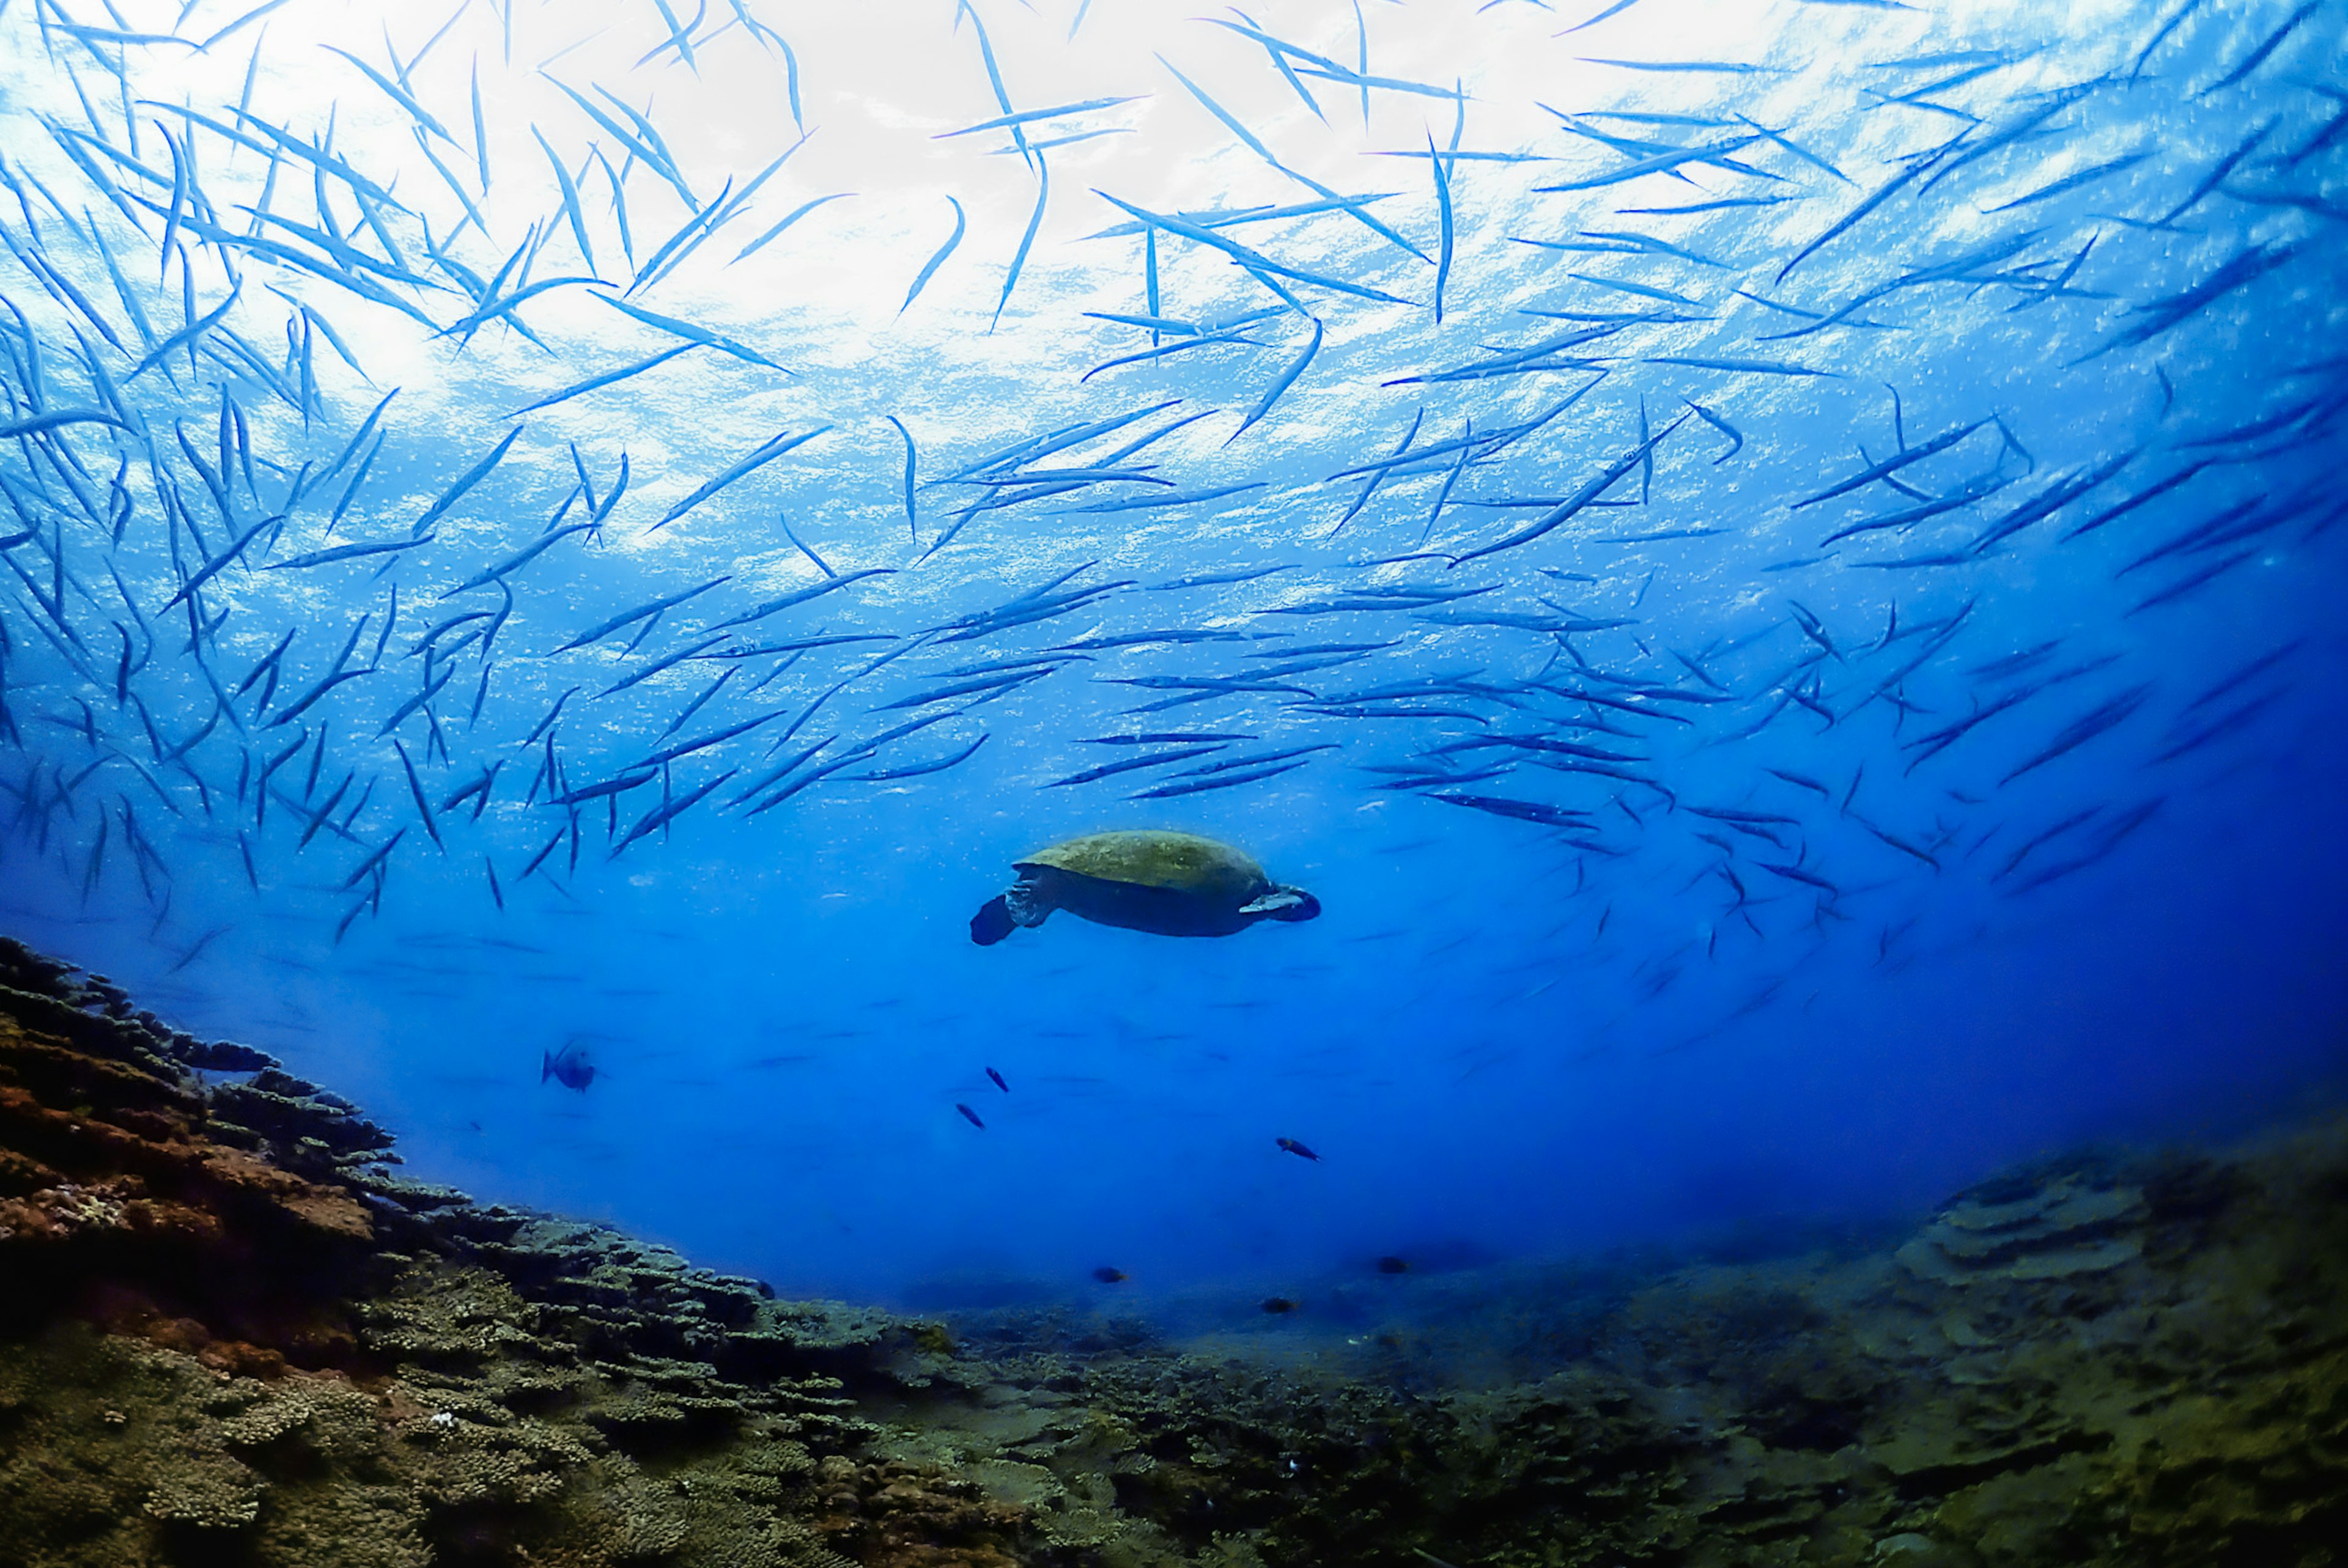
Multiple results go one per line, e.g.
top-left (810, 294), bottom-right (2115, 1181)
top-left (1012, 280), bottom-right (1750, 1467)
top-left (0, 1058), bottom-right (374, 1383)
top-left (814, 1460), bottom-right (1027, 1568)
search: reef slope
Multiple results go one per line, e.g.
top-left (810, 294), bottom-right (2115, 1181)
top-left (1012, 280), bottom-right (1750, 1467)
top-left (2, 936), bottom-right (2343, 1568)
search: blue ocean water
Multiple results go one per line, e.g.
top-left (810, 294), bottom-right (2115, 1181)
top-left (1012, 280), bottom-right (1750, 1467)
top-left (1, 0), bottom-right (2342, 1316)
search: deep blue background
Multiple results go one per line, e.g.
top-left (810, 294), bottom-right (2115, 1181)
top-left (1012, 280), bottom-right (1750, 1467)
top-left (2, 0), bottom-right (2342, 1310)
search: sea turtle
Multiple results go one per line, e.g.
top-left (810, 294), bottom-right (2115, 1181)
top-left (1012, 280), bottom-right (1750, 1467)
top-left (970, 830), bottom-right (1320, 945)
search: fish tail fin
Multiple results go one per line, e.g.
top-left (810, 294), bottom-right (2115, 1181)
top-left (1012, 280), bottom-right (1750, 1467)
top-left (970, 895), bottom-right (1016, 946)
top-left (541, 1050), bottom-right (552, 1083)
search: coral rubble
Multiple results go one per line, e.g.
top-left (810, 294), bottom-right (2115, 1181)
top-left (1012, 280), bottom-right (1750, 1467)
top-left (3, 935), bottom-right (2344, 1567)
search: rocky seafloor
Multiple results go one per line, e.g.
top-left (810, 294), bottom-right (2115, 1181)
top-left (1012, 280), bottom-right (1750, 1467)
top-left (2, 934), bottom-right (2343, 1568)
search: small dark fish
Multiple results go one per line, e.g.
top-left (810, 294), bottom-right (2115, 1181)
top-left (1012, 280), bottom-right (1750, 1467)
top-left (542, 1041), bottom-right (597, 1091)
top-left (1766, 767), bottom-right (1831, 798)
top-left (1434, 792), bottom-right (1593, 829)
top-left (1092, 1266), bottom-right (1128, 1283)
top-left (1683, 399), bottom-right (1744, 464)
top-left (901, 197), bottom-right (966, 314)
top-left (2002, 685), bottom-right (2152, 784)
top-left (1130, 759), bottom-right (1312, 798)
top-left (986, 1066), bottom-right (1010, 1092)
top-left (1261, 1297), bottom-right (1300, 1314)
top-left (1756, 860), bottom-right (1839, 894)
top-left (956, 1102), bottom-right (986, 1129)
top-left (415, 426), bottom-right (524, 537)
top-left (1045, 744), bottom-right (1224, 789)
top-left (651, 427), bottom-right (832, 532)
top-left (0, 408), bottom-right (130, 440)
top-left (2182, 641), bottom-right (2302, 715)
top-left (1251, 641), bottom-right (1397, 658)
top-left (1277, 1136), bottom-right (1321, 1161)
top-left (1376, 1255), bottom-right (1411, 1274)
top-left (1083, 731), bottom-right (1260, 745)
top-left (1645, 355), bottom-right (1835, 377)
top-left (266, 532), bottom-right (438, 572)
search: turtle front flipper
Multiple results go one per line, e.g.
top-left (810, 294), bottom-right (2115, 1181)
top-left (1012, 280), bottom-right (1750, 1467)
top-left (972, 875), bottom-right (1054, 945)
top-left (1003, 875), bottom-right (1052, 929)
top-left (970, 897), bottom-right (1017, 946)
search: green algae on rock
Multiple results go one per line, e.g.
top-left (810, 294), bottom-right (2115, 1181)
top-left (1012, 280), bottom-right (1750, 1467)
top-left (4, 933), bottom-right (2347, 1567)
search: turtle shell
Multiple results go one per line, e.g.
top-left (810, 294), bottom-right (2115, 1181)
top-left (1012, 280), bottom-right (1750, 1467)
top-left (1016, 830), bottom-right (1272, 904)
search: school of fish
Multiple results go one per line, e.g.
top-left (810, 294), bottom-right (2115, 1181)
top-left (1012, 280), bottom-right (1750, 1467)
top-left (0, 0), bottom-right (2340, 1199)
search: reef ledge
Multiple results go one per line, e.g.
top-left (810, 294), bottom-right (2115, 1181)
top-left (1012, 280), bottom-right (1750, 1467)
top-left (2, 933), bottom-right (2344, 1568)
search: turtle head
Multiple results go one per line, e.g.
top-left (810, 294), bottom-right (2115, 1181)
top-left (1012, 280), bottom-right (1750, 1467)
top-left (1251, 886), bottom-right (1321, 923)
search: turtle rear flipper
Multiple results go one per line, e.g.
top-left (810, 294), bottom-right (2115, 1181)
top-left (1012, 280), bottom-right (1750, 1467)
top-left (970, 896), bottom-right (1017, 946)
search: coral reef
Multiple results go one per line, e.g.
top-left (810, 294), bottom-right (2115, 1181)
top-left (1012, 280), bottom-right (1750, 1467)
top-left (0, 937), bottom-right (1014, 1568)
top-left (4, 933), bottom-right (2345, 1567)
